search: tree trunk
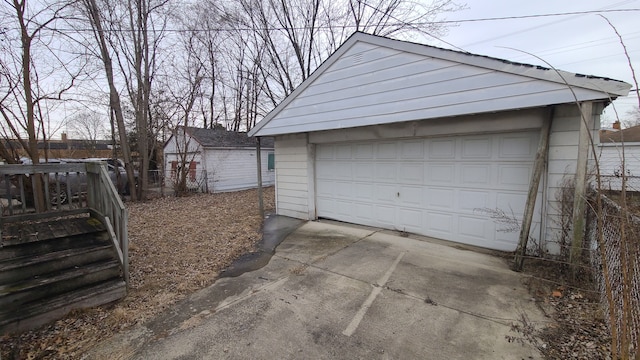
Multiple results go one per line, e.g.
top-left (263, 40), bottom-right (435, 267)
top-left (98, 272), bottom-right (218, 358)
top-left (84, 0), bottom-right (137, 200)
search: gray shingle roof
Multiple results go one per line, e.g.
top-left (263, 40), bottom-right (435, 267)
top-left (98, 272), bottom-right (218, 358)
top-left (182, 126), bottom-right (274, 148)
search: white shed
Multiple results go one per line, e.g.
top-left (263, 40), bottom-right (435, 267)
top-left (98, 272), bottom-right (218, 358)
top-left (249, 32), bottom-right (631, 252)
top-left (164, 126), bottom-right (274, 193)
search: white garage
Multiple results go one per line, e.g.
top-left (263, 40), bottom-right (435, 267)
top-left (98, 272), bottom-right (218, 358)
top-left (248, 32), bottom-right (631, 252)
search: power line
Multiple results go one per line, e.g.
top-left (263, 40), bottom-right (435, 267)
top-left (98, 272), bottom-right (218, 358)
top-left (442, 8), bottom-right (640, 24)
top-left (4, 8), bottom-right (640, 34)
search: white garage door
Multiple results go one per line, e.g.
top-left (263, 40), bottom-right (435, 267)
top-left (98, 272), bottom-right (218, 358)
top-left (315, 131), bottom-right (541, 251)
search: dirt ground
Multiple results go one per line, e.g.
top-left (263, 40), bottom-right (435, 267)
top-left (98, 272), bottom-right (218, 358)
top-left (0, 187), bottom-right (275, 359)
top-left (519, 258), bottom-right (612, 359)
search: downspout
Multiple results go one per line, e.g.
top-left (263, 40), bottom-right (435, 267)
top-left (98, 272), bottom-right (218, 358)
top-left (256, 137), bottom-right (264, 219)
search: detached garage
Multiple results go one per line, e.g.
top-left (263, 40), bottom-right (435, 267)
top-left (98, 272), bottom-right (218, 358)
top-left (249, 32), bottom-right (631, 251)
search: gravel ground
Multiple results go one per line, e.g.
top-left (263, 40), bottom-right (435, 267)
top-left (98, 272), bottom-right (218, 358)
top-left (0, 187), bottom-right (274, 359)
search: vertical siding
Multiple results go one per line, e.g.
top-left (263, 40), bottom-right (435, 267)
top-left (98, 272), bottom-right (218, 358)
top-left (275, 134), bottom-right (310, 219)
top-left (545, 103), bottom-right (601, 252)
top-left (205, 148), bottom-right (275, 192)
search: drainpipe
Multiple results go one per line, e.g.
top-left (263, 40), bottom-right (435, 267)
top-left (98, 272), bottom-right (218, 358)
top-left (256, 137), bottom-right (264, 219)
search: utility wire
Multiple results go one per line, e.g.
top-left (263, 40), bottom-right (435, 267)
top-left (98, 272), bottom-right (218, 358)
top-left (5, 8), bottom-right (640, 34)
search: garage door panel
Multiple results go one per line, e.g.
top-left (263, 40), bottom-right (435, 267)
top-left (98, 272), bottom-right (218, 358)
top-left (335, 144), bottom-right (353, 159)
top-left (355, 183), bottom-right (375, 202)
top-left (354, 163), bottom-right (374, 180)
top-left (355, 144), bottom-right (374, 159)
top-left (428, 139), bottom-right (456, 159)
top-left (461, 164), bottom-right (492, 187)
top-left (401, 141), bottom-right (424, 159)
top-left (332, 181), bottom-right (354, 199)
top-left (399, 186), bottom-right (422, 206)
top-left (426, 188), bottom-right (455, 210)
top-left (375, 205), bottom-right (396, 227)
top-left (458, 215), bottom-right (492, 242)
top-left (335, 200), bottom-right (355, 219)
top-left (317, 145), bottom-right (335, 160)
top-left (398, 208), bottom-right (422, 233)
top-left (496, 192), bottom-right (527, 216)
top-left (355, 203), bottom-right (374, 221)
top-left (317, 181), bottom-right (336, 197)
top-left (375, 184), bottom-right (397, 203)
top-left (377, 142), bottom-right (398, 159)
top-left (498, 165), bottom-right (531, 187)
top-left (375, 163), bottom-right (397, 181)
top-left (500, 135), bottom-right (535, 158)
top-left (426, 212), bottom-right (454, 235)
top-left (315, 131), bottom-right (540, 251)
top-left (462, 138), bottom-right (492, 158)
top-left (426, 164), bottom-right (455, 183)
top-left (399, 163), bottom-right (424, 184)
top-left (458, 190), bottom-right (491, 212)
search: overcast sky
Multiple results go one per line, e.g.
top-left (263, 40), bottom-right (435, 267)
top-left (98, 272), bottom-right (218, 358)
top-left (432, 0), bottom-right (640, 127)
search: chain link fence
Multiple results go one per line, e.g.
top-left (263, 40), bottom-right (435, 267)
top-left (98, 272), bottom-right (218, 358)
top-left (586, 192), bottom-right (640, 358)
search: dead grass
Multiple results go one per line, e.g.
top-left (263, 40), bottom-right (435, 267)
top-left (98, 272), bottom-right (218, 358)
top-left (0, 187), bottom-right (275, 359)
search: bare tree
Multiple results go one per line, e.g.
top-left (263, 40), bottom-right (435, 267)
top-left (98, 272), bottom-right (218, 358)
top-left (0, 0), bottom-right (84, 210)
top-left (83, 0), bottom-right (169, 200)
top-left (215, 0), bottom-right (463, 128)
top-left (80, 0), bottom-right (138, 199)
top-left (0, 0), bottom-right (81, 163)
top-left (622, 107), bottom-right (640, 128)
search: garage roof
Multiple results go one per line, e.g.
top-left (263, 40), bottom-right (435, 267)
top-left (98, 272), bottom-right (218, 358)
top-left (249, 32), bottom-right (631, 137)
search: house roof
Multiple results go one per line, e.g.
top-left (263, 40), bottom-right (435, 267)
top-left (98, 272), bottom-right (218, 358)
top-left (601, 125), bottom-right (640, 143)
top-left (249, 32), bottom-right (632, 137)
top-left (182, 126), bottom-right (274, 148)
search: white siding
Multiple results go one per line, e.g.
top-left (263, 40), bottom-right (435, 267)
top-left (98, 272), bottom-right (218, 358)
top-left (256, 41), bottom-right (620, 136)
top-left (275, 134), bottom-right (309, 219)
top-left (598, 143), bottom-right (640, 190)
top-left (164, 152), bottom-right (204, 191)
top-left (204, 148), bottom-right (275, 192)
top-left (544, 104), bottom-right (601, 252)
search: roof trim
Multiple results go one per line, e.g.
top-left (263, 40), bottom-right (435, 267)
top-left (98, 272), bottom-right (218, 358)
top-left (249, 32), bottom-right (631, 137)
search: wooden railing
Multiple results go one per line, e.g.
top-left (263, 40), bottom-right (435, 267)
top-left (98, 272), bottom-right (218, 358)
top-left (0, 162), bottom-right (129, 285)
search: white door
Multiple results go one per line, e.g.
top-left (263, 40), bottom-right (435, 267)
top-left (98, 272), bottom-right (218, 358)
top-left (315, 131), bottom-right (541, 251)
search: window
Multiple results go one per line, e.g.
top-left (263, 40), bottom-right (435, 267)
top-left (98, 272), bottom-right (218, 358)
top-left (267, 152), bottom-right (275, 171)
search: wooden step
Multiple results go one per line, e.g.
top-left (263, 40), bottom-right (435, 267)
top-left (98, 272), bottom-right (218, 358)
top-left (0, 279), bottom-right (127, 334)
top-left (1, 216), bottom-right (106, 246)
top-left (0, 259), bottom-right (121, 311)
top-left (0, 244), bottom-right (115, 284)
top-left (0, 231), bottom-right (110, 261)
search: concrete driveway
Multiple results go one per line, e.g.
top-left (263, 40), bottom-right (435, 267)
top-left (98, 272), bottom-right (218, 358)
top-left (90, 217), bottom-right (548, 359)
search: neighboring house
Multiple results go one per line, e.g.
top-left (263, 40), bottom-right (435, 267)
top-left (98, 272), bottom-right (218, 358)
top-left (164, 126), bottom-right (275, 193)
top-left (248, 32), bottom-right (631, 252)
top-left (599, 124), bottom-right (640, 191)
